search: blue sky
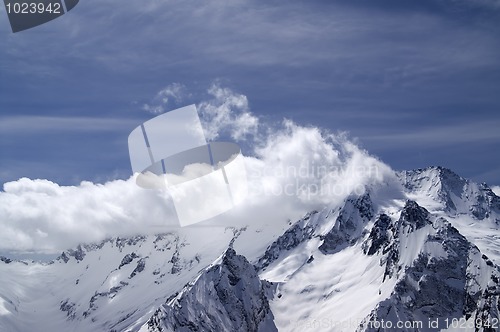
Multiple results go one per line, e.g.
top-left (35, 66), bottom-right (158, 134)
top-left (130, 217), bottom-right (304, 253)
top-left (1, 0), bottom-right (500, 186)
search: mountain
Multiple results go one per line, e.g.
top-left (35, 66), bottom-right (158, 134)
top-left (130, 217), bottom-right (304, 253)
top-left (1, 166), bottom-right (500, 332)
top-left (359, 200), bottom-right (500, 332)
top-left (399, 166), bottom-right (500, 221)
top-left (143, 248), bottom-right (277, 332)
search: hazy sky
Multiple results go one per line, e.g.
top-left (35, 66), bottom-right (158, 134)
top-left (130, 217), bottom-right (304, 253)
top-left (1, 0), bottom-right (500, 186)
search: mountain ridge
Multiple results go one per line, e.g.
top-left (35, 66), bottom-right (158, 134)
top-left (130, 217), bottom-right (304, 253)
top-left (1, 165), bottom-right (500, 332)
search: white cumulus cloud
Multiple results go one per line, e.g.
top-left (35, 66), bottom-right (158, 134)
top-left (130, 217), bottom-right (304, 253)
top-left (0, 86), bottom-right (396, 254)
top-left (0, 177), bottom-right (178, 253)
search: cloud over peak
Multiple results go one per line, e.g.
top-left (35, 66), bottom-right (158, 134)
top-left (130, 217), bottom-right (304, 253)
top-left (0, 85), bottom-right (394, 254)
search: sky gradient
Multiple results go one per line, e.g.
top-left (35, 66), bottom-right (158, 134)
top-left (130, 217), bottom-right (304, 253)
top-left (1, 0), bottom-right (499, 186)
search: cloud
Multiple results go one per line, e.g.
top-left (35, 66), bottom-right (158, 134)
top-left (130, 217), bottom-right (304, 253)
top-left (247, 119), bottom-right (395, 207)
top-left (458, 0), bottom-right (500, 9)
top-left (0, 116), bottom-right (138, 134)
top-left (2, 0), bottom-right (500, 189)
top-left (142, 83), bottom-right (188, 114)
top-left (0, 177), bottom-right (178, 253)
top-left (361, 120), bottom-right (500, 148)
top-left (5, 0), bottom-right (497, 79)
top-left (198, 83), bottom-right (259, 141)
top-left (492, 186), bottom-right (500, 196)
top-left (0, 86), bottom-right (396, 254)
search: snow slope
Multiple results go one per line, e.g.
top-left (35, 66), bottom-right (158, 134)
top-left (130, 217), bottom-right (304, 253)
top-left (2, 166), bottom-right (500, 332)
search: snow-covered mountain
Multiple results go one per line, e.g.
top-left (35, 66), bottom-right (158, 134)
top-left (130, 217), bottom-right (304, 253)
top-left (143, 247), bottom-right (277, 332)
top-left (1, 166), bottom-right (500, 332)
top-left (399, 166), bottom-right (500, 220)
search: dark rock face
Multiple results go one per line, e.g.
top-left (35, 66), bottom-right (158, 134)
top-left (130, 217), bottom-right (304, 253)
top-left (119, 252), bottom-right (139, 269)
top-left (83, 281), bottom-right (129, 318)
top-left (129, 257), bottom-right (146, 279)
top-left (358, 200), bottom-right (500, 332)
top-left (115, 236), bottom-right (147, 252)
top-left (319, 193), bottom-right (374, 254)
top-left (363, 214), bottom-right (392, 256)
top-left (67, 245), bottom-right (86, 262)
top-left (58, 252), bottom-right (70, 263)
top-left (397, 200), bottom-right (432, 232)
top-left (1, 256), bottom-right (12, 264)
top-left (436, 166), bottom-right (467, 211)
top-left (60, 299), bottom-right (77, 320)
top-left (366, 201), bottom-right (432, 281)
top-left (256, 211), bottom-right (317, 271)
top-left (146, 248), bottom-right (277, 332)
top-left (170, 246), bottom-right (182, 275)
top-left (471, 183), bottom-right (500, 220)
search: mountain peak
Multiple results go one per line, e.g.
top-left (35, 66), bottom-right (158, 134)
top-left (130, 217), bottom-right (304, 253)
top-left (399, 200), bottom-right (432, 231)
top-left (145, 247), bottom-right (277, 332)
top-left (319, 193), bottom-right (374, 254)
top-left (399, 166), bottom-right (499, 221)
top-left (3, 166), bottom-right (500, 332)
top-left (220, 247), bottom-right (251, 286)
top-left (360, 211), bottom-right (500, 331)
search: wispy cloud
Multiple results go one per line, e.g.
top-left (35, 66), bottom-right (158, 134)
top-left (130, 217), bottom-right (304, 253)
top-left (0, 116), bottom-right (138, 134)
top-left (4, 0), bottom-right (499, 79)
top-left (142, 83), bottom-right (188, 114)
top-left (360, 120), bottom-right (500, 148)
top-left (0, 87), bottom-right (395, 253)
top-left (1, 0), bottom-right (499, 187)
